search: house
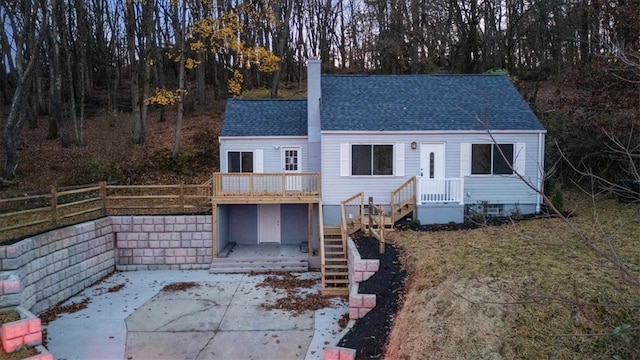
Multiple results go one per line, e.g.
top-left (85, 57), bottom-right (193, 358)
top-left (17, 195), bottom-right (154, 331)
top-left (214, 59), bottom-right (546, 293)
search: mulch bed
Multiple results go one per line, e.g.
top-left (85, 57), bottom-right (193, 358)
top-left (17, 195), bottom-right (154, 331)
top-left (337, 236), bottom-right (406, 359)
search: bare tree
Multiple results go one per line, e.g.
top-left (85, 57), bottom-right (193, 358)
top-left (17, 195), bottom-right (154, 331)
top-left (2, 0), bottom-right (47, 182)
top-left (46, 0), bottom-right (70, 147)
top-left (270, 0), bottom-right (293, 98)
top-left (124, 0), bottom-right (152, 145)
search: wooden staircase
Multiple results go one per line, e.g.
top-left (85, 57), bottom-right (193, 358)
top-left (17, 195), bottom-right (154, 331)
top-left (321, 225), bottom-right (350, 295)
top-left (319, 178), bottom-right (417, 296)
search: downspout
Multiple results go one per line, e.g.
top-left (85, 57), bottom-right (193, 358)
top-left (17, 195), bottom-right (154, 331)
top-left (536, 132), bottom-right (545, 213)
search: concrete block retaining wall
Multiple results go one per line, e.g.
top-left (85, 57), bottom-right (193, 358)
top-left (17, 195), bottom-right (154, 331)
top-left (0, 215), bottom-right (214, 315)
top-left (0, 218), bottom-right (115, 314)
top-left (323, 239), bottom-right (381, 360)
top-left (324, 345), bottom-right (356, 360)
top-left (346, 239), bottom-right (379, 320)
top-left (113, 215), bottom-right (213, 270)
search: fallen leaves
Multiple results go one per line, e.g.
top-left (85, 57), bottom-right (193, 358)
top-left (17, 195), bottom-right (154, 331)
top-left (161, 282), bottom-right (200, 292)
top-left (253, 272), bottom-right (339, 316)
top-left (39, 297), bottom-right (91, 325)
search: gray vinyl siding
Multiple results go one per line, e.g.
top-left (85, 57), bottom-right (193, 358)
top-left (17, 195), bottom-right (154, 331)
top-left (223, 204), bottom-right (315, 245)
top-left (281, 204), bottom-right (309, 244)
top-left (463, 133), bottom-right (541, 206)
top-left (322, 134), bottom-right (411, 204)
top-left (219, 136), bottom-right (314, 173)
top-left (218, 205), bottom-right (230, 252)
top-left (228, 205), bottom-right (258, 244)
top-left (321, 131), bottom-right (544, 208)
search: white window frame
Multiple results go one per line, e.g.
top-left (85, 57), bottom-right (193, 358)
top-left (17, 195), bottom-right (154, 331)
top-left (340, 142), bottom-right (405, 177)
top-left (226, 149), bottom-right (263, 173)
top-left (461, 142), bottom-right (525, 177)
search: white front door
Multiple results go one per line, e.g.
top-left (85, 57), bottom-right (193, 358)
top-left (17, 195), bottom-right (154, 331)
top-left (282, 146), bottom-right (302, 191)
top-left (258, 204), bottom-right (281, 243)
top-left (420, 143), bottom-right (446, 201)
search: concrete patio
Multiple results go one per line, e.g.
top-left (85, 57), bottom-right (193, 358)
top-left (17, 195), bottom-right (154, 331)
top-left (44, 270), bottom-right (347, 360)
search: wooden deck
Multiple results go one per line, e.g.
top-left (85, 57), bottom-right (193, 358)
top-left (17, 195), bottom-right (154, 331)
top-left (210, 173), bottom-right (321, 204)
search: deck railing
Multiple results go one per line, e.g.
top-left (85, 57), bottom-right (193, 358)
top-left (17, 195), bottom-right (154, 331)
top-left (417, 177), bottom-right (464, 204)
top-left (212, 173), bottom-right (320, 197)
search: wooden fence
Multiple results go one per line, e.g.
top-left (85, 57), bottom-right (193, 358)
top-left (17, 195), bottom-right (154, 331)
top-left (0, 181), bottom-right (212, 244)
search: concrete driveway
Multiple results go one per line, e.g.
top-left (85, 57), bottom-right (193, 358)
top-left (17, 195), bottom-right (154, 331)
top-left (44, 270), bottom-right (347, 360)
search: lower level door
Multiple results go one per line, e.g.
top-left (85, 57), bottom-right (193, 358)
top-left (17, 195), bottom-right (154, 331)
top-left (258, 204), bottom-right (281, 243)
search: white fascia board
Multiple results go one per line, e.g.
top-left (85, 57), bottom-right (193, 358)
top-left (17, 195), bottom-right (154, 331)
top-left (321, 130), bottom-right (546, 135)
top-left (219, 136), bottom-right (308, 141)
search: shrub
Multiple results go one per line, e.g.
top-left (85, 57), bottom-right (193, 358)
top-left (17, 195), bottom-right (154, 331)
top-left (550, 186), bottom-right (564, 213)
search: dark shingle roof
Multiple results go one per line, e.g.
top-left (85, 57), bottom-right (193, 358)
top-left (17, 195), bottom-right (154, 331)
top-left (220, 74), bottom-right (544, 137)
top-left (221, 98), bottom-right (307, 136)
top-left (320, 74), bottom-right (544, 131)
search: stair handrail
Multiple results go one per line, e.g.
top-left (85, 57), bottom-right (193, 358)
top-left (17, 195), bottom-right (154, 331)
top-left (319, 199), bottom-right (326, 291)
top-left (340, 192), bottom-right (364, 253)
top-left (390, 176), bottom-right (417, 222)
top-left (198, 176), bottom-right (214, 200)
top-left (368, 197), bottom-right (386, 254)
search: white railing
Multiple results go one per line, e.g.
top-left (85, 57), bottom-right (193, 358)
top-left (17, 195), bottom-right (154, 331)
top-left (417, 177), bottom-right (464, 204)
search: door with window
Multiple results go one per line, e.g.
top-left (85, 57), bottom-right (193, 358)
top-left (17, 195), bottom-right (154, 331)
top-left (420, 143), bottom-right (446, 201)
top-left (282, 146), bottom-right (302, 191)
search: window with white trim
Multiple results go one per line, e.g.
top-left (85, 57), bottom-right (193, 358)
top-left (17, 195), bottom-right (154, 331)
top-left (352, 144), bottom-right (393, 176)
top-left (228, 151), bottom-right (254, 173)
top-left (471, 144), bottom-right (514, 175)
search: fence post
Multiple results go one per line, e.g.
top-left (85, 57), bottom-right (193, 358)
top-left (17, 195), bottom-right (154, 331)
top-left (368, 196), bottom-right (373, 238)
top-left (180, 183), bottom-right (185, 211)
top-left (51, 185), bottom-right (58, 226)
top-left (379, 208), bottom-right (385, 254)
top-left (99, 181), bottom-right (107, 216)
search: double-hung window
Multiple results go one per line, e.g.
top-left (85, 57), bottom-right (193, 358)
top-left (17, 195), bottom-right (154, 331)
top-left (351, 144), bottom-right (393, 176)
top-left (228, 151), bottom-right (254, 173)
top-left (471, 144), bottom-right (514, 175)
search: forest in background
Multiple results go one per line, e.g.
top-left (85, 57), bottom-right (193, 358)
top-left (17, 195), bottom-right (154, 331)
top-left (0, 0), bottom-right (639, 193)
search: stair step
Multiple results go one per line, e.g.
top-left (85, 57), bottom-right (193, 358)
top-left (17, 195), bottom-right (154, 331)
top-left (322, 288), bottom-right (349, 296)
top-left (324, 264), bottom-right (348, 269)
top-left (209, 258), bottom-right (309, 273)
top-left (324, 233), bottom-right (342, 238)
top-left (324, 272), bottom-right (348, 277)
top-left (324, 278), bottom-right (350, 284)
top-left (210, 266), bottom-right (308, 273)
top-left (210, 257), bottom-right (308, 263)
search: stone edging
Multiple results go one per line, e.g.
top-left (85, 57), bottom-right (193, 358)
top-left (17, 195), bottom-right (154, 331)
top-left (0, 306), bottom-right (53, 359)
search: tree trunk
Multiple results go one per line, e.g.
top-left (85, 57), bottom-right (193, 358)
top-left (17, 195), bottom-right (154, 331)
top-left (171, 2), bottom-right (187, 159)
top-left (47, 0), bottom-right (70, 147)
top-left (3, 0), bottom-right (44, 182)
top-left (271, 0), bottom-right (293, 98)
top-left (173, 54), bottom-right (185, 159)
top-left (125, 0), bottom-right (144, 144)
